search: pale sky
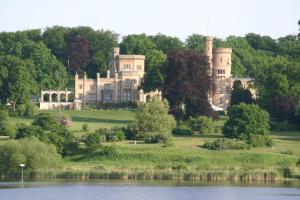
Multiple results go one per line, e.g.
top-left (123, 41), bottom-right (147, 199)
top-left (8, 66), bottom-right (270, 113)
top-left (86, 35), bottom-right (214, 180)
top-left (0, 0), bottom-right (299, 40)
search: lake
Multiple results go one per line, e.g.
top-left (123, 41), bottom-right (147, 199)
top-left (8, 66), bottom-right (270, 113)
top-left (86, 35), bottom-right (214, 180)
top-left (0, 180), bottom-right (299, 200)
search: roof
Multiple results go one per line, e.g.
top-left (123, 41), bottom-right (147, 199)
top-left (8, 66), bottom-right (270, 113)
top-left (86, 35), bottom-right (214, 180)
top-left (118, 55), bottom-right (145, 59)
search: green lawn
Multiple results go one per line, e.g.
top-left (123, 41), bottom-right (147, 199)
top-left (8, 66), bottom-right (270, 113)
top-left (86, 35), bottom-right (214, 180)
top-left (4, 110), bottom-right (300, 180)
top-left (10, 109), bottom-right (136, 137)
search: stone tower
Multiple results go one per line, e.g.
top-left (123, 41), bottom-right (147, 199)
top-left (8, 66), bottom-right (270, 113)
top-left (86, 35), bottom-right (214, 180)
top-left (109, 47), bottom-right (120, 77)
top-left (204, 36), bottom-right (213, 76)
top-left (204, 36), bottom-right (214, 103)
top-left (212, 48), bottom-right (232, 110)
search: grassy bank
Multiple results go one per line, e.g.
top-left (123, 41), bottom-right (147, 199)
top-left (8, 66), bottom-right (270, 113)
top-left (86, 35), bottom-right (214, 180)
top-left (2, 110), bottom-right (300, 181)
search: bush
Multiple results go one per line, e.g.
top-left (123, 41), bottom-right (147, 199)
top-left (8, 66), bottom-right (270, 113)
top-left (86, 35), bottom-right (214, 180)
top-left (82, 124), bottom-right (89, 132)
top-left (92, 102), bottom-right (137, 110)
top-left (223, 103), bottom-right (271, 146)
top-left (172, 123), bottom-right (192, 136)
top-left (271, 120), bottom-right (298, 131)
top-left (188, 116), bottom-right (214, 134)
top-left (18, 114), bottom-right (78, 155)
top-left (100, 145), bottom-right (117, 157)
top-left (279, 166), bottom-right (294, 178)
top-left (122, 125), bottom-right (136, 140)
top-left (248, 134), bottom-right (274, 147)
top-left (0, 110), bottom-right (16, 138)
top-left (85, 132), bottom-right (101, 152)
top-left (16, 103), bottom-right (36, 116)
top-left (106, 127), bottom-right (125, 142)
top-left (203, 139), bottom-right (250, 150)
top-left (143, 132), bottom-right (173, 147)
top-left (0, 137), bottom-right (61, 176)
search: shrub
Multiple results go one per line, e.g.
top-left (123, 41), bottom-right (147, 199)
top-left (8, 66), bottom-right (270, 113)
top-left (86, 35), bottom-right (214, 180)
top-left (248, 134), bottom-right (274, 147)
top-left (271, 120), bottom-right (298, 131)
top-left (203, 139), bottom-right (250, 150)
top-left (172, 123), bottom-right (192, 136)
top-left (279, 166), bottom-right (294, 178)
top-left (18, 114), bottom-right (78, 155)
top-left (188, 116), bottom-right (214, 134)
top-left (16, 103), bottom-right (36, 116)
top-left (122, 125), bottom-right (136, 140)
top-left (106, 127), bottom-right (125, 142)
top-left (82, 124), bottom-right (89, 132)
top-left (100, 145), bottom-right (117, 157)
top-left (0, 110), bottom-right (16, 138)
top-left (0, 137), bottom-right (61, 176)
top-left (223, 103), bottom-right (271, 146)
top-left (85, 132), bottom-right (101, 152)
top-left (297, 158), bottom-right (300, 166)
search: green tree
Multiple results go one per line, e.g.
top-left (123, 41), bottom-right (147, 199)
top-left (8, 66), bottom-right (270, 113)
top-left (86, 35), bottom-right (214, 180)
top-left (131, 97), bottom-right (176, 140)
top-left (230, 80), bottom-right (254, 106)
top-left (0, 55), bottom-right (36, 110)
top-left (150, 33), bottom-right (183, 54)
top-left (223, 103), bottom-right (271, 146)
top-left (42, 26), bottom-right (69, 66)
top-left (0, 110), bottom-right (15, 138)
top-left (19, 113), bottom-right (78, 155)
top-left (120, 34), bottom-right (167, 91)
top-left (185, 34), bottom-right (205, 53)
top-left (21, 40), bottom-right (68, 90)
top-left (0, 137), bottom-right (61, 176)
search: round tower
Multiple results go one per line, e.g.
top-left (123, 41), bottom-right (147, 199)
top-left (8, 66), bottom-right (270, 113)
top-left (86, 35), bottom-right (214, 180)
top-left (213, 48), bottom-right (232, 79)
top-left (204, 36), bottom-right (213, 74)
top-left (212, 48), bottom-right (232, 110)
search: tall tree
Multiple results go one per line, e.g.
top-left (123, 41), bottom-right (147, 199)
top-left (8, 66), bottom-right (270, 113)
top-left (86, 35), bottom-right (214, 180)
top-left (150, 33), bottom-right (184, 54)
top-left (67, 35), bottom-right (90, 74)
top-left (120, 34), bottom-right (167, 91)
top-left (0, 55), bottom-right (36, 110)
top-left (230, 80), bottom-right (254, 106)
top-left (163, 49), bottom-right (214, 119)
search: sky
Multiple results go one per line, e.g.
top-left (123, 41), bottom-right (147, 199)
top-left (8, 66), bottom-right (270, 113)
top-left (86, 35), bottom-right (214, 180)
top-left (0, 0), bottom-right (299, 40)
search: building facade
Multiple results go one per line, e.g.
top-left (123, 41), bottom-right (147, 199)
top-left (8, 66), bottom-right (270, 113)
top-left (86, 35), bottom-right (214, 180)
top-left (74, 48), bottom-right (159, 106)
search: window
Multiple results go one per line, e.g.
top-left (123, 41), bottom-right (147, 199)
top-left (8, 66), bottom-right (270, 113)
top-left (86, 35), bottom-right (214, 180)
top-left (103, 90), bottom-right (112, 101)
top-left (124, 64), bottom-right (131, 70)
top-left (104, 84), bottom-right (110, 89)
top-left (217, 69), bottom-right (225, 74)
top-left (220, 97), bottom-right (223, 104)
top-left (123, 90), bottom-right (131, 101)
top-left (220, 57), bottom-right (223, 62)
top-left (90, 85), bottom-right (94, 90)
top-left (79, 84), bottom-right (83, 89)
top-left (137, 64), bottom-right (142, 70)
top-left (124, 79), bottom-right (131, 87)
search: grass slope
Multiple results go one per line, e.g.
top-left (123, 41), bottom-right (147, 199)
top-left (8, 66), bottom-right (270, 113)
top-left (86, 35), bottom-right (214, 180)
top-left (3, 110), bottom-right (300, 180)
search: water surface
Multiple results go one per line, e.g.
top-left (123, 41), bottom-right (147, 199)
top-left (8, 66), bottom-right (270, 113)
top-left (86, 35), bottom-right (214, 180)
top-left (0, 180), bottom-right (299, 200)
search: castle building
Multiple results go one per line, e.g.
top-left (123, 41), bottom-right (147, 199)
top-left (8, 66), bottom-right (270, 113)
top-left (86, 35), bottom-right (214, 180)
top-left (39, 37), bottom-right (253, 111)
top-left (74, 47), bottom-right (160, 105)
top-left (204, 36), bottom-right (254, 111)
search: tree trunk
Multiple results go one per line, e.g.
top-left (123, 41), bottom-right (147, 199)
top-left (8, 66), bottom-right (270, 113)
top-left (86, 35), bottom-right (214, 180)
top-left (12, 101), bottom-right (16, 111)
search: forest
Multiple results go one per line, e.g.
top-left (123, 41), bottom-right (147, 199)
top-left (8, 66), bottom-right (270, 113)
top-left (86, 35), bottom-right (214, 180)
top-left (0, 22), bottom-right (300, 127)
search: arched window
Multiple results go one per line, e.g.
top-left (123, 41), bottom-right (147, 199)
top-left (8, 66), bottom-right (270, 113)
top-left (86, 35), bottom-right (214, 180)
top-left (51, 93), bottom-right (58, 102)
top-left (43, 93), bottom-right (49, 102)
top-left (68, 93), bottom-right (74, 102)
top-left (60, 94), bottom-right (66, 102)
